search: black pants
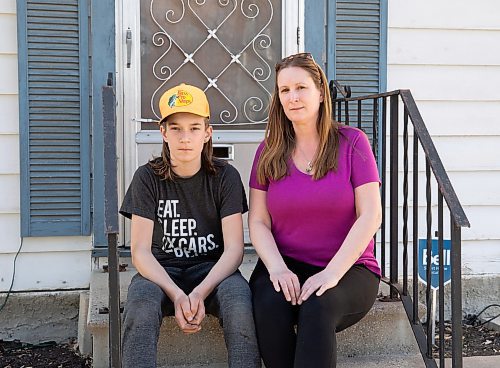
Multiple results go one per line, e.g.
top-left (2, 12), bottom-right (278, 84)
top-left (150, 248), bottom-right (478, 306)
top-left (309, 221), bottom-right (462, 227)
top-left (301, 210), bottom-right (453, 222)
top-left (249, 256), bottom-right (380, 368)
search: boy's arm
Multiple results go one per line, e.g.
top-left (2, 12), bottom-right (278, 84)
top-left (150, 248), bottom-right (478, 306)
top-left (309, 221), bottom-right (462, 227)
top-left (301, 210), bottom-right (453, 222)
top-left (188, 213), bottom-right (244, 323)
top-left (131, 214), bottom-right (200, 333)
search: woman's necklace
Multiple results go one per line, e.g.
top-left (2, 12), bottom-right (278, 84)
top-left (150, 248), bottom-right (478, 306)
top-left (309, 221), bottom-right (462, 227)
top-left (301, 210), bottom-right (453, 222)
top-left (296, 146), bottom-right (314, 173)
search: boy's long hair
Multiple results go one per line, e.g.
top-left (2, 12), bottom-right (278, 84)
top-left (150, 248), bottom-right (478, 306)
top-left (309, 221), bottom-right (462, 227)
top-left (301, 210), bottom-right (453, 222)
top-left (149, 118), bottom-right (217, 180)
top-left (256, 54), bottom-right (340, 184)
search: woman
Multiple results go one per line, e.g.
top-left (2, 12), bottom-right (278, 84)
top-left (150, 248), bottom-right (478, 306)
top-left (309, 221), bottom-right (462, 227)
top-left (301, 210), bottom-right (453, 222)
top-left (248, 53), bottom-right (382, 368)
top-left (120, 83), bottom-right (260, 368)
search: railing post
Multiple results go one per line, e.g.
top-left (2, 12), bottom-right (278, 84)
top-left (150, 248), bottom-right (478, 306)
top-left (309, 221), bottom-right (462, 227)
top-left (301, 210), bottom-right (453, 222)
top-left (108, 233), bottom-right (121, 367)
top-left (345, 100), bottom-right (350, 125)
top-left (357, 100), bottom-right (362, 130)
top-left (451, 221), bottom-right (463, 368)
top-left (338, 101), bottom-right (342, 123)
top-left (438, 192), bottom-right (445, 367)
top-left (372, 98), bottom-right (378, 160)
top-left (103, 74), bottom-right (121, 368)
top-left (372, 98), bottom-right (378, 258)
top-left (381, 97), bottom-right (387, 278)
top-left (425, 158), bottom-right (433, 358)
top-left (412, 131), bottom-right (419, 324)
top-left (402, 108), bottom-right (409, 296)
top-left (389, 95), bottom-right (399, 299)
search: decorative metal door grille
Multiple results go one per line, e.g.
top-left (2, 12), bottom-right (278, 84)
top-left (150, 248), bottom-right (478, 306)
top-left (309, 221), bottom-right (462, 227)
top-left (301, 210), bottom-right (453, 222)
top-left (140, 0), bottom-right (282, 130)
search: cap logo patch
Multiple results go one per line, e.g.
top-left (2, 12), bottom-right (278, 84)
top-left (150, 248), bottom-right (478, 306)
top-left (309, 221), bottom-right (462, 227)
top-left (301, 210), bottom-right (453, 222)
top-left (168, 89), bottom-right (193, 108)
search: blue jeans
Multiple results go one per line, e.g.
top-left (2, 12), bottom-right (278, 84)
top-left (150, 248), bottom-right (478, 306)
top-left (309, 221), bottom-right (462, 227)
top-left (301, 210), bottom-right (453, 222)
top-left (122, 262), bottom-right (261, 368)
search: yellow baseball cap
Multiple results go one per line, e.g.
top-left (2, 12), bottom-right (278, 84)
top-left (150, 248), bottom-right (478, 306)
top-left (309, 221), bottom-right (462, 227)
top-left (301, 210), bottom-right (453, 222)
top-left (158, 83), bottom-right (210, 124)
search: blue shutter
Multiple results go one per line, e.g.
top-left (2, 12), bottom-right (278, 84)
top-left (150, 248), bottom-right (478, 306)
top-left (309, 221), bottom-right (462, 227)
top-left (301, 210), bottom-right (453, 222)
top-left (17, 0), bottom-right (90, 237)
top-left (305, 0), bottom-right (387, 138)
top-left (90, 0), bottom-right (116, 249)
top-left (334, 0), bottom-right (386, 137)
top-left (335, 0), bottom-right (381, 95)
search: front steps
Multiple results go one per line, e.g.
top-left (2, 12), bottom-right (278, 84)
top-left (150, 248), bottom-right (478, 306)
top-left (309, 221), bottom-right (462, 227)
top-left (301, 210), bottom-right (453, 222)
top-left (85, 254), bottom-right (420, 367)
top-left (157, 355), bottom-right (500, 368)
top-left (157, 355), bottom-right (426, 368)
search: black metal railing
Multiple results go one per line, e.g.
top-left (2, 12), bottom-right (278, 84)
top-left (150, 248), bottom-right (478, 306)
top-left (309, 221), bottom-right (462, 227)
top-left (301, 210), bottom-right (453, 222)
top-left (102, 74), bottom-right (122, 367)
top-left (331, 83), bottom-right (470, 367)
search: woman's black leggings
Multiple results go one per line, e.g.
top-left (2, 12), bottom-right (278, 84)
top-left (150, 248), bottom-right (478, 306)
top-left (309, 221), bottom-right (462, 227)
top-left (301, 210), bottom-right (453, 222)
top-left (249, 256), bottom-right (380, 368)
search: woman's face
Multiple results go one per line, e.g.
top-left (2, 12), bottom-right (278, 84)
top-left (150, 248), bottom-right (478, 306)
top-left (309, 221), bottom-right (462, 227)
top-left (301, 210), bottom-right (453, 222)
top-left (277, 66), bottom-right (323, 125)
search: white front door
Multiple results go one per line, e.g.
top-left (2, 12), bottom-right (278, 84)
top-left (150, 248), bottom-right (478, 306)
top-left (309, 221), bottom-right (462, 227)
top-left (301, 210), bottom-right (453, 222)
top-left (116, 0), bottom-right (303, 247)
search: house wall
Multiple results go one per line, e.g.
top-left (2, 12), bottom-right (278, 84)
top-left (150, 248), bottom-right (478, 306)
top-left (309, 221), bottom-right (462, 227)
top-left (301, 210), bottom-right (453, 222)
top-left (2, 0), bottom-right (499, 293)
top-left (0, 1), bottom-right (92, 292)
top-left (387, 0), bottom-right (500, 275)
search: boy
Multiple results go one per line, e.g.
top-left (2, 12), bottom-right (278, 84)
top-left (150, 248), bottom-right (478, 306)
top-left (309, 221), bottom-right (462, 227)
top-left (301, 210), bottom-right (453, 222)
top-left (119, 83), bottom-right (260, 367)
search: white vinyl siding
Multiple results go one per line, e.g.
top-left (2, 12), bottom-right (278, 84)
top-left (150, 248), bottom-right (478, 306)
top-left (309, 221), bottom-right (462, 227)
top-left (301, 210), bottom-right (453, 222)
top-left (388, 65), bottom-right (500, 101)
top-left (0, 135), bottom-right (20, 173)
top-left (0, 0), bottom-right (92, 292)
top-left (0, 250), bottom-right (91, 290)
top-left (388, 0), bottom-right (500, 30)
top-left (389, 28), bottom-right (500, 66)
top-left (387, 0), bottom-right (500, 275)
top-left (0, 54), bottom-right (18, 93)
top-left (0, 95), bottom-right (20, 133)
top-left (0, 1), bottom-right (16, 14)
top-left (0, 3), bottom-right (19, 218)
top-left (413, 101), bottom-right (500, 136)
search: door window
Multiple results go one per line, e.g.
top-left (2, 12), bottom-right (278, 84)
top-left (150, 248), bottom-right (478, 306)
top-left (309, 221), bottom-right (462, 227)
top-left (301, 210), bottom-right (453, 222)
top-left (140, 0), bottom-right (282, 130)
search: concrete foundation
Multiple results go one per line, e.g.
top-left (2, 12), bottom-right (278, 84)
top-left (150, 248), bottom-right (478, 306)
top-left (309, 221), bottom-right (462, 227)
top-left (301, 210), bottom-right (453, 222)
top-left (0, 290), bottom-right (80, 344)
top-left (403, 274), bottom-right (500, 322)
top-left (77, 291), bottom-right (92, 355)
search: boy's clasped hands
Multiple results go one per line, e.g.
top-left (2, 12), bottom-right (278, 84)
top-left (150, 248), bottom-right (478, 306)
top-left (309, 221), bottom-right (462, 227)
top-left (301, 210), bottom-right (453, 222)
top-left (173, 289), bottom-right (206, 333)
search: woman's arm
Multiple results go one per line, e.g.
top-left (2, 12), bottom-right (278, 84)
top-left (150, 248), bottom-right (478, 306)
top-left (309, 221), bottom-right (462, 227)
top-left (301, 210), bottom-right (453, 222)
top-left (188, 213), bottom-right (245, 324)
top-left (249, 188), bottom-right (301, 305)
top-left (130, 214), bottom-right (199, 333)
top-left (298, 181), bottom-right (382, 303)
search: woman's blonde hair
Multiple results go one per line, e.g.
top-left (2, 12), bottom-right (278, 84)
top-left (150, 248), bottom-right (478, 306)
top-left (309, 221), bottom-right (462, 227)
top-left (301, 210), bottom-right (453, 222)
top-left (149, 118), bottom-right (217, 180)
top-left (256, 53), bottom-right (340, 184)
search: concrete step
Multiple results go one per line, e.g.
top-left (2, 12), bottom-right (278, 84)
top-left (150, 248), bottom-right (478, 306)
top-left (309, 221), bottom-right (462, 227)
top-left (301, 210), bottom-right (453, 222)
top-left (85, 254), bottom-right (419, 368)
top-left (159, 355), bottom-right (425, 368)
top-left (159, 355), bottom-right (500, 368)
top-left (337, 299), bottom-right (419, 357)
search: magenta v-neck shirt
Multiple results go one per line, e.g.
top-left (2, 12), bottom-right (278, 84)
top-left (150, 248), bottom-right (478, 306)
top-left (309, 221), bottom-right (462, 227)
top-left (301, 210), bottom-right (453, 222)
top-left (249, 125), bottom-right (381, 276)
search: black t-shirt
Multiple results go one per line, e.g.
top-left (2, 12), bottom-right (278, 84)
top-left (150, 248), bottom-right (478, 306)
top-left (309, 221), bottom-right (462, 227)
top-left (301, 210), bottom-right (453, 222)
top-left (119, 160), bottom-right (248, 267)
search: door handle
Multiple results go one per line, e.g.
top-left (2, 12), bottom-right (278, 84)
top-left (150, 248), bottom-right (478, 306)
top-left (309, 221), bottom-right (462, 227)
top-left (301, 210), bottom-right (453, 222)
top-left (126, 28), bottom-right (132, 68)
top-left (133, 118), bottom-right (157, 123)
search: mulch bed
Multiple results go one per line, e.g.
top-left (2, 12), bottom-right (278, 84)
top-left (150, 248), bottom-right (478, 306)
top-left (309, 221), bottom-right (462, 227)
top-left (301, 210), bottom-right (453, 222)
top-left (432, 320), bottom-right (500, 358)
top-left (0, 339), bottom-right (91, 368)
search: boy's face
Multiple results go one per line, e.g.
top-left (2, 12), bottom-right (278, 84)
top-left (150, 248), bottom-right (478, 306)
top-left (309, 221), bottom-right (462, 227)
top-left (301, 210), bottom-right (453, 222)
top-left (160, 112), bottom-right (212, 168)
